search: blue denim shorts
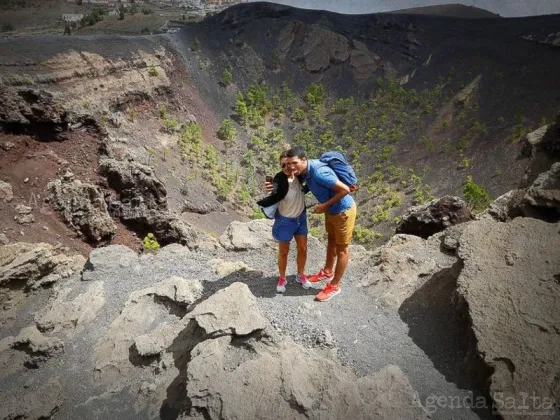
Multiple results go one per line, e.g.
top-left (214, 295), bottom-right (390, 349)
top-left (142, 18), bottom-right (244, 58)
top-left (272, 212), bottom-right (308, 242)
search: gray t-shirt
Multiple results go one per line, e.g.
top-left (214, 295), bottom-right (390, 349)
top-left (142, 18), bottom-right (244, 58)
top-left (278, 177), bottom-right (305, 218)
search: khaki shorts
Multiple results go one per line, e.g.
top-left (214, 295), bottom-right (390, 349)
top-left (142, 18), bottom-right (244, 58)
top-left (325, 203), bottom-right (357, 246)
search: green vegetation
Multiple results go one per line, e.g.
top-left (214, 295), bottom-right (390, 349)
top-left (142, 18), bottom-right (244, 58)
top-left (193, 37), bottom-right (201, 53)
top-left (1, 23), bottom-right (14, 32)
top-left (221, 69), bottom-right (233, 87)
top-left (463, 175), bottom-right (492, 213)
top-left (148, 65), bottom-right (159, 77)
top-left (217, 119), bottom-right (237, 146)
top-left (142, 233), bottom-right (160, 253)
top-left (80, 8), bottom-right (104, 27)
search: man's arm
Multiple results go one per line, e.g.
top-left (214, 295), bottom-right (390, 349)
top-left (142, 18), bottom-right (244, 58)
top-left (313, 181), bottom-right (349, 214)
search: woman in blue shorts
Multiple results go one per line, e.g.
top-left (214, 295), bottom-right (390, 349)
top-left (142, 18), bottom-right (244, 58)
top-left (257, 152), bottom-right (311, 293)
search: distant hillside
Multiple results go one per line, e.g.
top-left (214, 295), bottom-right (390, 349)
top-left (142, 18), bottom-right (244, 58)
top-left (387, 4), bottom-right (500, 18)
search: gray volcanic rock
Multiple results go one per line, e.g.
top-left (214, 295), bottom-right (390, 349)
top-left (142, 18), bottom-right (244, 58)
top-left (456, 217), bottom-right (560, 420)
top-left (48, 176), bottom-right (116, 243)
top-left (396, 196), bottom-right (473, 239)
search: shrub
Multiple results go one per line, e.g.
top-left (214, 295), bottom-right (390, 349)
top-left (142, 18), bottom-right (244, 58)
top-left (148, 65), bottom-right (159, 77)
top-left (221, 68), bottom-right (232, 86)
top-left (463, 175), bottom-right (491, 213)
top-left (64, 25), bottom-right (72, 35)
top-left (353, 224), bottom-right (374, 244)
top-left (1, 23), bottom-right (14, 32)
top-left (142, 233), bottom-right (160, 253)
top-left (217, 119), bottom-right (237, 145)
top-left (306, 83), bottom-right (325, 107)
top-left (193, 37), bottom-right (200, 52)
top-left (142, 8), bottom-right (153, 15)
top-left (253, 207), bottom-right (265, 220)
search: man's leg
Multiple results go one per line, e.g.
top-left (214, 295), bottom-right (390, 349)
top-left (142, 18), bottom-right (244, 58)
top-left (331, 244), bottom-right (349, 288)
top-left (293, 235), bottom-right (307, 276)
top-left (324, 233), bottom-right (337, 274)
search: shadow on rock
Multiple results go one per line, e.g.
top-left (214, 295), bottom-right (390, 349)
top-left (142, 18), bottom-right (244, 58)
top-left (160, 322), bottom-right (206, 420)
top-left (398, 260), bottom-right (494, 419)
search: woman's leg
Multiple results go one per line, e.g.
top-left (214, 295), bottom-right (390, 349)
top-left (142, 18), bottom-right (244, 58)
top-left (278, 241), bottom-right (290, 278)
top-left (294, 234), bottom-right (308, 276)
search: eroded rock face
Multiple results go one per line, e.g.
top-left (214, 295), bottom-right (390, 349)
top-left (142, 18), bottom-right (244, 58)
top-left (456, 217), bottom-right (560, 419)
top-left (48, 176), bottom-right (116, 243)
top-left (99, 157), bottom-right (167, 212)
top-left (396, 196), bottom-right (473, 239)
top-left (297, 25), bottom-right (350, 72)
top-left (99, 155), bottom-right (218, 249)
top-left (0, 87), bottom-right (69, 126)
top-left (0, 242), bottom-right (84, 290)
top-left (350, 40), bottom-right (381, 80)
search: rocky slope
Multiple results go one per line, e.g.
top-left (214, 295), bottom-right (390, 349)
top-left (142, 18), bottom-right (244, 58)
top-left (1, 120), bottom-right (559, 419)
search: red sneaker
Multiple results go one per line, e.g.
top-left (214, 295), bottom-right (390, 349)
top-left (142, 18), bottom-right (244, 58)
top-left (315, 283), bottom-right (341, 302)
top-left (308, 268), bottom-right (334, 283)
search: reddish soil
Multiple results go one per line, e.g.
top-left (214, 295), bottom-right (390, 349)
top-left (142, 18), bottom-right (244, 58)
top-left (0, 129), bottom-right (141, 256)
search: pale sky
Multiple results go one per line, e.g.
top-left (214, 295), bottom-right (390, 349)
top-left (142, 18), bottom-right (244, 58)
top-left (248, 0), bottom-right (560, 17)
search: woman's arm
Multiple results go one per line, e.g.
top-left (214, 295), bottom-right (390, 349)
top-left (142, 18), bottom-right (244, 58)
top-left (256, 172), bottom-right (289, 207)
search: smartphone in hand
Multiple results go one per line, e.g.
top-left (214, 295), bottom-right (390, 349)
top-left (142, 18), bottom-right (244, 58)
top-left (265, 175), bottom-right (273, 183)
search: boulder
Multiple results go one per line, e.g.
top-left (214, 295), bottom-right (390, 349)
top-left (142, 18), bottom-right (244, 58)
top-left (219, 219), bottom-right (275, 251)
top-left (208, 259), bottom-right (252, 277)
top-left (482, 189), bottom-right (526, 222)
top-left (82, 244), bottom-right (139, 281)
top-left (48, 176), bottom-right (116, 243)
top-left (35, 281), bottom-right (106, 334)
top-left (0, 326), bottom-right (64, 371)
top-left (0, 233), bottom-right (8, 245)
top-left (456, 217), bottom-right (560, 419)
top-left (396, 196), bottom-right (473, 239)
top-left (0, 378), bottom-right (63, 420)
top-left (520, 123), bottom-right (560, 187)
top-left (523, 162), bottom-right (560, 220)
top-left (358, 233), bottom-right (458, 307)
top-left (98, 156), bottom-right (167, 211)
top-left (0, 180), bottom-right (13, 203)
top-left (14, 204), bottom-right (34, 225)
top-left (483, 163), bottom-right (560, 223)
top-left (188, 282), bottom-right (268, 337)
top-left (0, 242), bottom-right (84, 289)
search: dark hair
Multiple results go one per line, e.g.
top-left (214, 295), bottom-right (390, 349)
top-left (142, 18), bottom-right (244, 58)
top-left (286, 146), bottom-right (306, 159)
top-left (279, 150), bottom-right (288, 160)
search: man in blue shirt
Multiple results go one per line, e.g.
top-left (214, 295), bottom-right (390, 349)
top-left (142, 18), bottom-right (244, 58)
top-left (285, 146), bottom-right (357, 302)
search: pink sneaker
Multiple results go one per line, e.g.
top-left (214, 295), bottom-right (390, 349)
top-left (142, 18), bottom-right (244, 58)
top-left (296, 274), bottom-right (311, 289)
top-left (276, 276), bottom-right (287, 293)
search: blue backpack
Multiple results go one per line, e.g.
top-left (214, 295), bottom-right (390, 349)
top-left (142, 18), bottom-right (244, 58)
top-left (319, 151), bottom-right (358, 191)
